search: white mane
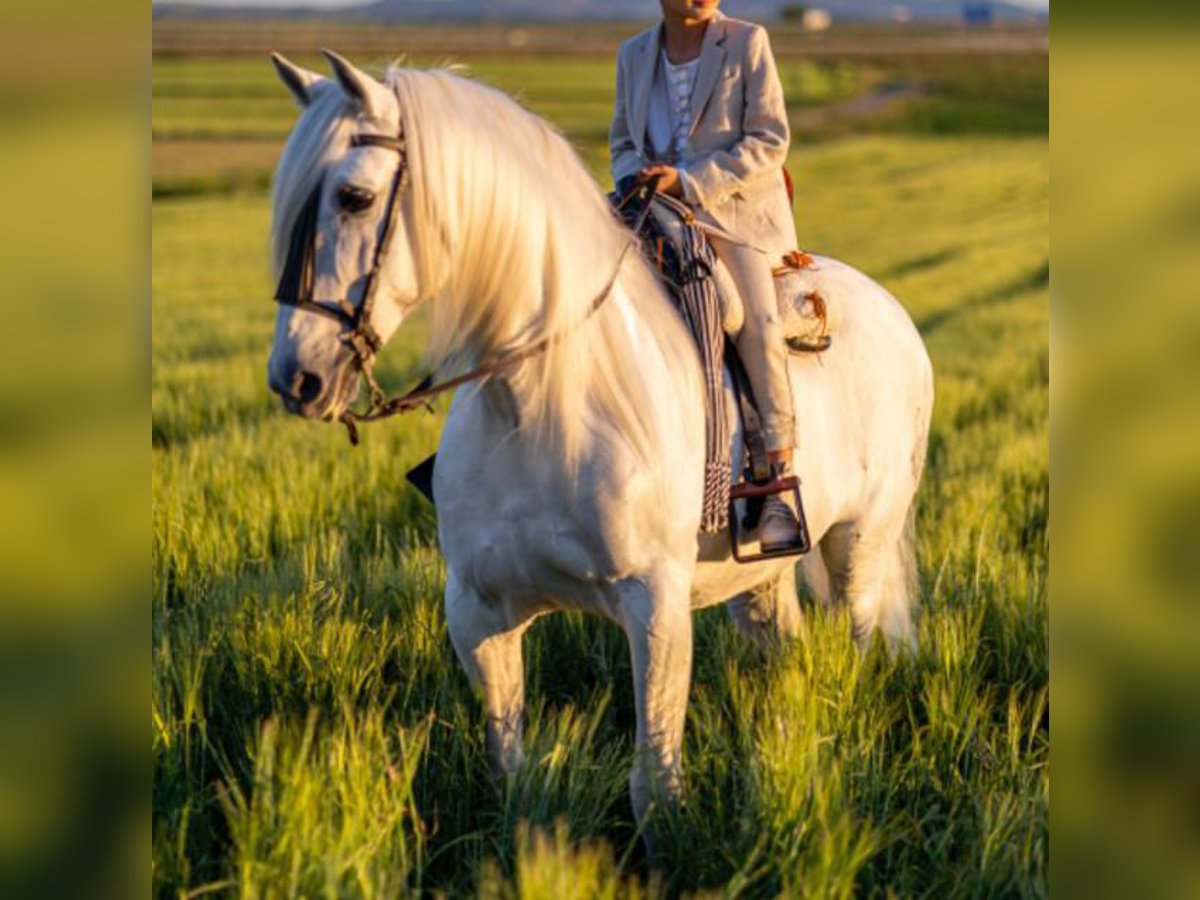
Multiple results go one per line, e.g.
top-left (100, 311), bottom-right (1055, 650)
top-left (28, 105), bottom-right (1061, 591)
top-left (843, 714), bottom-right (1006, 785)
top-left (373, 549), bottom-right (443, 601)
top-left (389, 67), bottom-right (699, 467)
top-left (272, 65), bottom-right (700, 468)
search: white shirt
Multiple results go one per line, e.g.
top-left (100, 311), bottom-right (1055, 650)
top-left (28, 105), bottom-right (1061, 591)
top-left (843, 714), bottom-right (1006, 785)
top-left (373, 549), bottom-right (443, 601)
top-left (646, 49), bottom-right (702, 203)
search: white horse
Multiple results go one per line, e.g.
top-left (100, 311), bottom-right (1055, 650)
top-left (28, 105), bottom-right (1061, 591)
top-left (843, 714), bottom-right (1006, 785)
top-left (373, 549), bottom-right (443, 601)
top-left (265, 52), bottom-right (933, 824)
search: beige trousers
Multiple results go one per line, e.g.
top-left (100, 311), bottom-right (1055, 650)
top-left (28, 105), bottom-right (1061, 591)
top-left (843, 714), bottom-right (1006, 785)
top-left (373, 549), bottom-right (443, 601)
top-left (708, 234), bottom-right (796, 452)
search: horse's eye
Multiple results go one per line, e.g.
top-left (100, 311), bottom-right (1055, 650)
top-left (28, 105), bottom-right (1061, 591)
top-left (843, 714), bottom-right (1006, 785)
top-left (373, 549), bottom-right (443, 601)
top-left (337, 184), bottom-right (375, 214)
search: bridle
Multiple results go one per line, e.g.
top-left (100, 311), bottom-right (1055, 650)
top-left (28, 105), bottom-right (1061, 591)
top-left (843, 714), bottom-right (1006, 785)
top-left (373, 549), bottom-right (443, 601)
top-left (274, 110), bottom-right (658, 446)
top-left (273, 127), bottom-right (412, 444)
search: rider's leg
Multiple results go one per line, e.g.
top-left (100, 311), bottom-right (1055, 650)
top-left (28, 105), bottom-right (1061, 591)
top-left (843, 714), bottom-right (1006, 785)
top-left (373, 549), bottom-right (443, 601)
top-left (709, 236), bottom-right (802, 548)
top-left (708, 237), bottom-right (796, 455)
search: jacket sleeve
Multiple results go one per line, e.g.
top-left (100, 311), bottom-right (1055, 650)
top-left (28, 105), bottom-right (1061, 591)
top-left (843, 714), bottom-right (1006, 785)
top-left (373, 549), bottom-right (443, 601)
top-left (609, 48), bottom-right (648, 188)
top-left (683, 26), bottom-right (789, 209)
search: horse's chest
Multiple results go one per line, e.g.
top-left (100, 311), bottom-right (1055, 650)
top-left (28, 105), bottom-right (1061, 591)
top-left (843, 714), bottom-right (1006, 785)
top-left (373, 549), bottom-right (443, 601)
top-left (447, 511), bottom-right (605, 601)
top-left (434, 427), bottom-right (632, 604)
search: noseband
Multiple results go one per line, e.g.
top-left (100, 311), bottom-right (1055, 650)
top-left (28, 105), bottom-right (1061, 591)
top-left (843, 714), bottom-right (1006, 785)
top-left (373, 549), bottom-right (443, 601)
top-left (275, 113), bottom-right (659, 446)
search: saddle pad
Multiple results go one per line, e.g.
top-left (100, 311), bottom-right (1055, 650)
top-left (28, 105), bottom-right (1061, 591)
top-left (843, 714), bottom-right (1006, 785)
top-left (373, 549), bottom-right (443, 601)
top-left (639, 195), bottom-right (732, 533)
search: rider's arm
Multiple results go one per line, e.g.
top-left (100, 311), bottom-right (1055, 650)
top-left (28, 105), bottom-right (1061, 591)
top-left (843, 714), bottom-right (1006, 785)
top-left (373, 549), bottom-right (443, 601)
top-left (682, 25), bottom-right (789, 210)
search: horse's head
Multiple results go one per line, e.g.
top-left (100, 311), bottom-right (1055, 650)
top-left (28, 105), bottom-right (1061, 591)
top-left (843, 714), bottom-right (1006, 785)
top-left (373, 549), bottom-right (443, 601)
top-left (266, 51), bottom-right (423, 422)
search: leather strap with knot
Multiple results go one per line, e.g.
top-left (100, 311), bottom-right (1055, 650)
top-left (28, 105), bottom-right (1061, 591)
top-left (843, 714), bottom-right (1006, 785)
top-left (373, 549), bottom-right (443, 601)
top-left (773, 250), bottom-right (831, 354)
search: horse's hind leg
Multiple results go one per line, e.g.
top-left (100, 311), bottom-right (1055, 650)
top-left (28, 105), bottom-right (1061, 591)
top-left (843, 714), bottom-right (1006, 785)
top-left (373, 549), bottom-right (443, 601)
top-left (444, 569), bottom-right (530, 775)
top-left (800, 548), bottom-right (834, 610)
top-left (821, 518), bottom-right (916, 652)
top-left (615, 574), bottom-right (693, 825)
top-left (727, 563), bottom-right (803, 646)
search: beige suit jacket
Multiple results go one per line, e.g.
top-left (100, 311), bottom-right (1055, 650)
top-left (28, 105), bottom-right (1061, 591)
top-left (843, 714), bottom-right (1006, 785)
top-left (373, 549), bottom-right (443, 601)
top-left (609, 11), bottom-right (798, 254)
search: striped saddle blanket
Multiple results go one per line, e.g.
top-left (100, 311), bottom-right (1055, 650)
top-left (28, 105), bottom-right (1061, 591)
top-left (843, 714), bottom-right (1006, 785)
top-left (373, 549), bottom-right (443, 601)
top-left (616, 192), bottom-right (735, 533)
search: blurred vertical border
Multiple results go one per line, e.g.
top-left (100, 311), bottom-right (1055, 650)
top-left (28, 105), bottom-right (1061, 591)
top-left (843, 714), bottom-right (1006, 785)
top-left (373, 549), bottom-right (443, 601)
top-left (0, 0), bottom-right (144, 896)
top-left (1056, 3), bottom-right (1200, 897)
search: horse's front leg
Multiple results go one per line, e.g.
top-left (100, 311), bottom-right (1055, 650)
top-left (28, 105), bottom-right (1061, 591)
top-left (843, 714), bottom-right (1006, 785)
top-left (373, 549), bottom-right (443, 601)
top-left (444, 569), bottom-right (529, 775)
top-left (615, 574), bottom-right (694, 824)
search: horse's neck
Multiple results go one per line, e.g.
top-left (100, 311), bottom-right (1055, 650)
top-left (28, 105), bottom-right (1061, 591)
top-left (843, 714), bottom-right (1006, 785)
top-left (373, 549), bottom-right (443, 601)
top-left (489, 267), bottom-right (701, 466)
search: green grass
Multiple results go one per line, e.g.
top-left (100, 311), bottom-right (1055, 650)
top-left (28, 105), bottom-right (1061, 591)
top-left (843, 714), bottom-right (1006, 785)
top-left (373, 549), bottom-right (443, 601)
top-left (151, 54), bottom-right (869, 197)
top-left (152, 49), bottom-right (1047, 899)
top-left (151, 50), bottom-right (1045, 196)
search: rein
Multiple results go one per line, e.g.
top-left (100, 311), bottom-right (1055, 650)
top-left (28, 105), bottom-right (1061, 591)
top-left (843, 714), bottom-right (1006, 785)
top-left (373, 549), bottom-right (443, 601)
top-left (275, 113), bottom-right (659, 444)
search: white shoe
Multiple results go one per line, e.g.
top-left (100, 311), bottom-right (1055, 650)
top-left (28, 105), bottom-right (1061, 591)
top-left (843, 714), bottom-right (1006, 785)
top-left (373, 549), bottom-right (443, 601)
top-left (760, 494), bottom-right (802, 551)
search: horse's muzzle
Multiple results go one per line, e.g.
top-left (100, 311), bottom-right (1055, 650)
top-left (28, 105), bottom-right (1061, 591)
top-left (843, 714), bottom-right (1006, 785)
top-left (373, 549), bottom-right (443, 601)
top-left (269, 357), bottom-right (359, 421)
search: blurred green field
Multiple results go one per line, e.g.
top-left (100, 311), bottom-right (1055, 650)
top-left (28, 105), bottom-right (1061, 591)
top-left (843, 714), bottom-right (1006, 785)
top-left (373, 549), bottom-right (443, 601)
top-left (152, 44), bottom-right (1045, 195)
top-left (152, 31), bottom-right (1047, 899)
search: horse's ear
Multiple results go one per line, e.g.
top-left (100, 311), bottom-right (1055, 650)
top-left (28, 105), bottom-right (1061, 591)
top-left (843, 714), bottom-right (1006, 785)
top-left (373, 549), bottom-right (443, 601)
top-left (271, 52), bottom-right (325, 108)
top-left (321, 48), bottom-right (396, 121)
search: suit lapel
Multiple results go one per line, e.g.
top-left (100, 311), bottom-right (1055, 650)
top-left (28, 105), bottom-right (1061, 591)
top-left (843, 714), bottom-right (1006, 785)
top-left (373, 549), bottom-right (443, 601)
top-left (629, 25), bottom-right (661, 157)
top-left (688, 13), bottom-right (728, 135)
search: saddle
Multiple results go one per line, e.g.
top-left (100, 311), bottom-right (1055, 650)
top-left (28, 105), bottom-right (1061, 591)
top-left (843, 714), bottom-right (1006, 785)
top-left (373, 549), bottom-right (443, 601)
top-left (611, 182), bottom-right (827, 559)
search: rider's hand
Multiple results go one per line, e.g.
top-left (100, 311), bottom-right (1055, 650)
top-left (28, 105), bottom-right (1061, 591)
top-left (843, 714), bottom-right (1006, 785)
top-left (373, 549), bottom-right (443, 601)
top-left (639, 164), bottom-right (683, 198)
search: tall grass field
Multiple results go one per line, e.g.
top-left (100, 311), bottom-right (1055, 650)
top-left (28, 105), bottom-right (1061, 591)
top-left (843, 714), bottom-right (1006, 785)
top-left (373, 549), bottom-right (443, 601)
top-left (152, 28), bottom-right (1048, 898)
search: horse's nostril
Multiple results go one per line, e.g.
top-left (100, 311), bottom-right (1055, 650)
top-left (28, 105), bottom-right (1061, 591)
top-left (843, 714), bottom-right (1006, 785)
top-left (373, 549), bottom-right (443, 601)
top-left (297, 371), bottom-right (323, 404)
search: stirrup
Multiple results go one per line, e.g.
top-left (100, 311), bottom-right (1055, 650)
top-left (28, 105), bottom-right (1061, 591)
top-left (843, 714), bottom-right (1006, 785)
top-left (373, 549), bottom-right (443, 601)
top-left (728, 474), bottom-right (811, 563)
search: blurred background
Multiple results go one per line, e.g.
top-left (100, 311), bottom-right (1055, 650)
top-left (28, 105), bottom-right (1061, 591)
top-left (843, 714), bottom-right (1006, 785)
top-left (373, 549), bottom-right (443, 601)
top-left (148, 1), bottom-right (1049, 200)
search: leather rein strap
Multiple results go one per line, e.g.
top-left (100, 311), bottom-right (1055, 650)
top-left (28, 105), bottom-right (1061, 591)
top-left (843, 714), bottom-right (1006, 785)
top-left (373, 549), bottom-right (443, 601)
top-left (275, 115), bottom-right (658, 444)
